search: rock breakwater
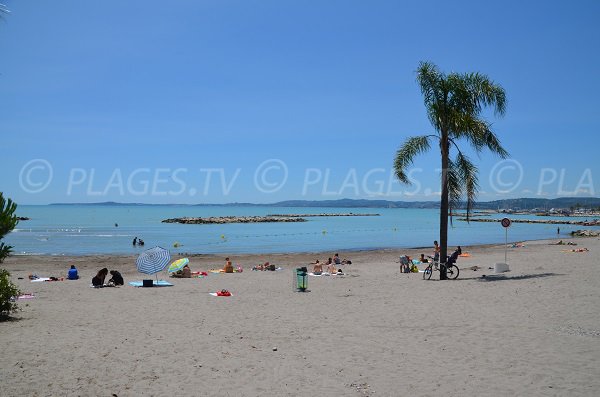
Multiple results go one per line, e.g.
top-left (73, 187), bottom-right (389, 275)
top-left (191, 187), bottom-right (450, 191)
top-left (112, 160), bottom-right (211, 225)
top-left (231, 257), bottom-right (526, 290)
top-left (162, 216), bottom-right (306, 224)
top-left (266, 213), bottom-right (380, 217)
top-left (458, 218), bottom-right (600, 226)
top-left (570, 230), bottom-right (600, 237)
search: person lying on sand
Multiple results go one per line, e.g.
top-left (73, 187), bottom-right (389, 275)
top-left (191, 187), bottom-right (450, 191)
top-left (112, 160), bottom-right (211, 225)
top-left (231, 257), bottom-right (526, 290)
top-left (570, 248), bottom-right (589, 253)
top-left (171, 265), bottom-right (191, 278)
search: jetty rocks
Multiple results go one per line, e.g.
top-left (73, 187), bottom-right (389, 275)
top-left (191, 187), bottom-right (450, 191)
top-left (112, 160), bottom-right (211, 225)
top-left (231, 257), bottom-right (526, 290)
top-left (162, 216), bottom-right (306, 224)
top-left (570, 229), bottom-right (600, 237)
top-left (266, 213), bottom-right (380, 217)
top-left (458, 218), bottom-right (600, 226)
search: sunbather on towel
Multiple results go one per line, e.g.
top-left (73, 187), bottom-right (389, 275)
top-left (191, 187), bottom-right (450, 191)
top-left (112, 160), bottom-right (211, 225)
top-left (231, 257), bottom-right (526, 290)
top-left (326, 258), bottom-right (336, 274)
top-left (312, 260), bottom-right (323, 275)
top-left (172, 265), bottom-right (192, 278)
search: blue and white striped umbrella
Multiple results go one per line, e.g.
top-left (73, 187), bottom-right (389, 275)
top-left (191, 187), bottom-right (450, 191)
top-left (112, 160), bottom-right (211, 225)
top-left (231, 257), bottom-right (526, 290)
top-left (136, 246), bottom-right (171, 275)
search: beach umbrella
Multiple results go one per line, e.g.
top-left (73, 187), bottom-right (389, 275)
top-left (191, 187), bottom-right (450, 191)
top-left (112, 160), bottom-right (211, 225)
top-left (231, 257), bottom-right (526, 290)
top-left (168, 257), bottom-right (189, 273)
top-left (136, 246), bottom-right (171, 277)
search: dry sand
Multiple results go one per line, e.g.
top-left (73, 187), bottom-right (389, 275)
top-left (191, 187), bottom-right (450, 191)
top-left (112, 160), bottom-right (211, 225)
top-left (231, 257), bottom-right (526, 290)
top-left (1, 237), bottom-right (600, 396)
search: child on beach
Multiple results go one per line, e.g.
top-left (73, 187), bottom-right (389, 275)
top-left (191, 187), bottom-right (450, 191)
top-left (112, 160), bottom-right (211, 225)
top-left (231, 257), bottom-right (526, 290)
top-left (224, 258), bottom-right (234, 273)
top-left (433, 240), bottom-right (440, 262)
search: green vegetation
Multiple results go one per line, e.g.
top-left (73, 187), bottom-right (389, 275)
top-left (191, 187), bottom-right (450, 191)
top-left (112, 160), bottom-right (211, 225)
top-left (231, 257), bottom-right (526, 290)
top-left (0, 269), bottom-right (20, 318)
top-left (0, 193), bottom-right (19, 263)
top-left (394, 61), bottom-right (508, 279)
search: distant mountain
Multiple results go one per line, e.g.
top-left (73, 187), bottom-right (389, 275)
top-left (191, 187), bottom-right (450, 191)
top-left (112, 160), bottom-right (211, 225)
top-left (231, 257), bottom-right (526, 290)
top-left (49, 197), bottom-right (600, 209)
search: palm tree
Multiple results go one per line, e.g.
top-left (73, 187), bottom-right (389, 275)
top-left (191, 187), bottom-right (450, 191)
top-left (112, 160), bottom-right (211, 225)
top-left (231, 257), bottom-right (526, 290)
top-left (0, 4), bottom-right (9, 18)
top-left (394, 61), bottom-right (508, 279)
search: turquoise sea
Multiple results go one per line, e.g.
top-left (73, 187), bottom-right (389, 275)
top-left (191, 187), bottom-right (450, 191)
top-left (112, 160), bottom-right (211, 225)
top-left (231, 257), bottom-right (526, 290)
top-left (5, 205), bottom-right (599, 256)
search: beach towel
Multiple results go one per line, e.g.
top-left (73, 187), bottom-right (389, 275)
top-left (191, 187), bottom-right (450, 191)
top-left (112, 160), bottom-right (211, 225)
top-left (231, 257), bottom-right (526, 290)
top-left (459, 252), bottom-right (471, 257)
top-left (16, 293), bottom-right (36, 300)
top-left (209, 290), bottom-right (232, 297)
top-left (128, 280), bottom-right (174, 287)
top-left (209, 268), bottom-right (243, 273)
top-left (31, 277), bottom-right (63, 282)
top-left (89, 283), bottom-right (118, 288)
top-left (309, 272), bottom-right (331, 277)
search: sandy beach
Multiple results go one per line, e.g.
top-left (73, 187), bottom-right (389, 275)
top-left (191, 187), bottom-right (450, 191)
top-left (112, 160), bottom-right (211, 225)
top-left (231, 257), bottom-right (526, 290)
top-left (2, 237), bottom-right (600, 396)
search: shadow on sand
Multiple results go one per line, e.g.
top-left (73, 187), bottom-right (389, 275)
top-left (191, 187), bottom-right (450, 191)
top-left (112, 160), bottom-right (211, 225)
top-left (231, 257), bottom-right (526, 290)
top-left (476, 272), bottom-right (563, 282)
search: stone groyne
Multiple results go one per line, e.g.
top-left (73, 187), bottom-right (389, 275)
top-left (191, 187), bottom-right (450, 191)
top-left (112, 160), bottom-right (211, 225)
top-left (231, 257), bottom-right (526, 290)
top-left (162, 216), bottom-right (306, 224)
top-left (457, 218), bottom-right (600, 226)
top-left (266, 213), bottom-right (380, 217)
top-left (570, 229), bottom-right (600, 237)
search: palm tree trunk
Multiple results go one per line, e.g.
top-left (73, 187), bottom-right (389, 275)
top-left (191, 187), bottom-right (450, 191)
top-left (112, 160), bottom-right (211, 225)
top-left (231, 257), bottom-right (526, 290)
top-left (439, 136), bottom-right (449, 280)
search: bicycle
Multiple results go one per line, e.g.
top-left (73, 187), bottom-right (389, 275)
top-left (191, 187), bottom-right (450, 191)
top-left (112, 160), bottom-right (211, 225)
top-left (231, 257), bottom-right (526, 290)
top-left (423, 256), bottom-right (459, 280)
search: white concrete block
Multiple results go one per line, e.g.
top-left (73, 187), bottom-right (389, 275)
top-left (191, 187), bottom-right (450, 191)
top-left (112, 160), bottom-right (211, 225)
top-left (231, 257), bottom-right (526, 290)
top-left (494, 262), bottom-right (510, 273)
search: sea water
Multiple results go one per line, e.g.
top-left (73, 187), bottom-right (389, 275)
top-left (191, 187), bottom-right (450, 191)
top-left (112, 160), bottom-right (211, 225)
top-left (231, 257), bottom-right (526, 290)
top-left (5, 205), bottom-right (598, 256)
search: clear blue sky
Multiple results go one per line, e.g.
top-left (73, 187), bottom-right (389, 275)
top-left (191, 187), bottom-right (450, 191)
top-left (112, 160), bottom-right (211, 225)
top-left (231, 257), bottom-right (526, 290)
top-left (1, 0), bottom-right (599, 204)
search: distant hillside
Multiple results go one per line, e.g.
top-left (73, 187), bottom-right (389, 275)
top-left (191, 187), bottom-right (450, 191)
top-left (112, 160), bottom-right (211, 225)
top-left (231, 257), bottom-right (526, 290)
top-left (475, 197), bottom-right (600, 210)
top-left (50, 197), bottom-right (600, 209)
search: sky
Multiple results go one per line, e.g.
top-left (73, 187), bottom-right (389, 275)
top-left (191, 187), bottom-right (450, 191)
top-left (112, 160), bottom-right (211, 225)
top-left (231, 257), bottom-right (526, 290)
top-left (1, 0), bottom-right (599, 204)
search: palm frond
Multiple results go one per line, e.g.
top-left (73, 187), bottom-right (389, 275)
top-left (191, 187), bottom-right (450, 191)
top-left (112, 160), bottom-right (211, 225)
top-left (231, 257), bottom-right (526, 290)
top-left (394, 136), bottom-right (432, 184)
top-left (416, 62), bottom-right (445, 109)
top-left (456, 152), bottom-right (479, 220)
top-left (465, 72), bottom-right (506, 117)
top-left (445, 158), bottom-right (462, 226)
top-left (448, 114), bottom-right (509, 159)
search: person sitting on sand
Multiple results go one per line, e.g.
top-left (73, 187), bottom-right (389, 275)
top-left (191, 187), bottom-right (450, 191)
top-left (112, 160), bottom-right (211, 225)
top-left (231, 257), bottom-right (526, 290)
top-left (419, 254), bottom-right (428, 263)
top-left (224, 257), bottom-right (234, 273)
top-left (67, 265), bottom-right (79, 280)
top-left (108, 270), bottom-right (124, 286)
top-left (312, 260), bottom-right (323, 275)
top-left (333, 253), bottom-right (342, 265)
top-left (326, 257), bottom-right (336, 274)
top-left (92, 268), bottom-right (109, 287)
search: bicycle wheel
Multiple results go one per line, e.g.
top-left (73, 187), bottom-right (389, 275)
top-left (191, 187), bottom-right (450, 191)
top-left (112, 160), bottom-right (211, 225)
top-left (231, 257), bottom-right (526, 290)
top-left (423, 265), bottom-right (433, 280)
top-left (446, 264), bottom-right (460, 280)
